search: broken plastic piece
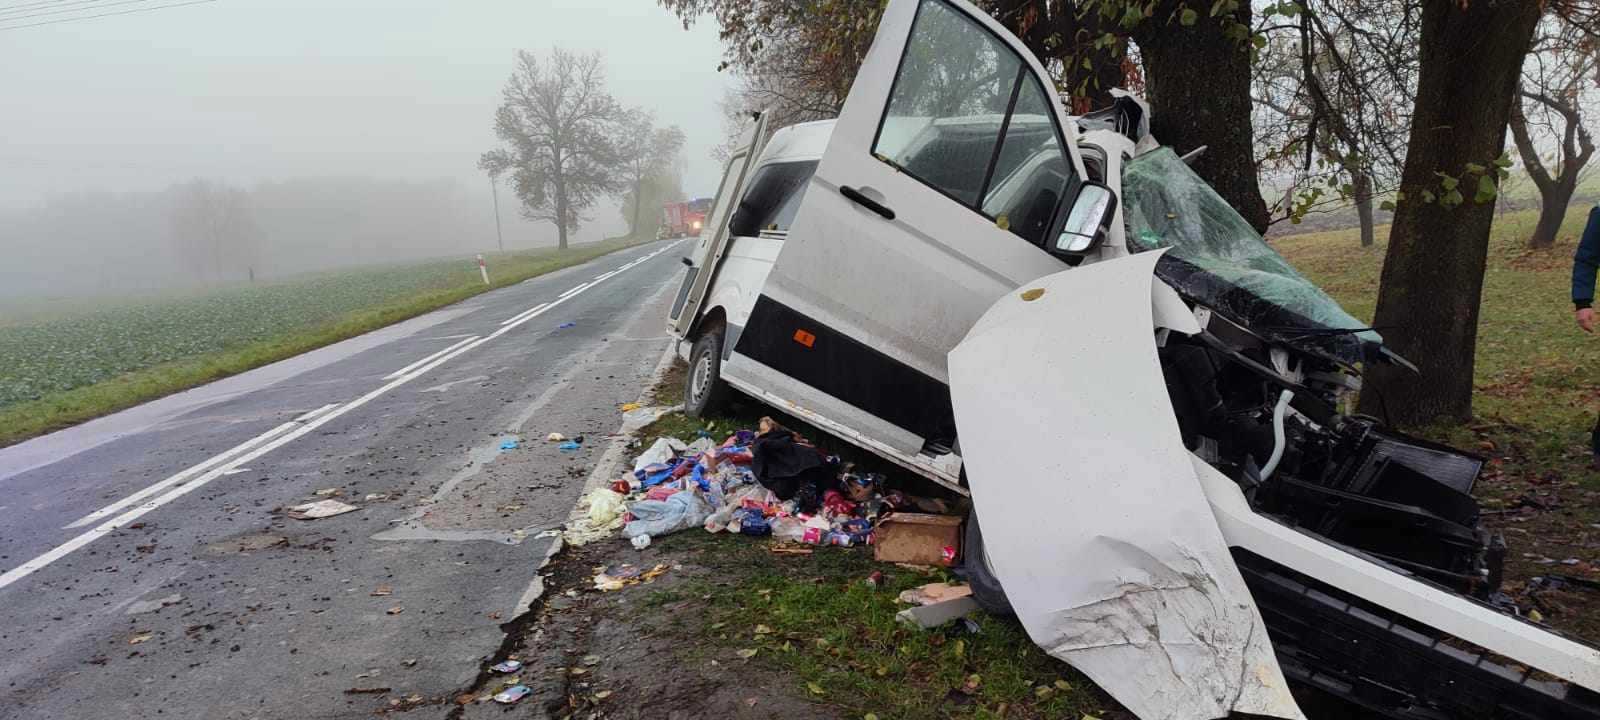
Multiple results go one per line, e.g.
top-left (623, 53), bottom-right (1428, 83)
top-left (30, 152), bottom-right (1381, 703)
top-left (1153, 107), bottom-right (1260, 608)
top-left (491, 660), bottom-right (523, 674)
top-left (559, 440), bottom-right (581, 451)
top-left (285, 499), bottom-right (358, 520)
top-left (547, 432), bottom-right (566, 442)
top-left (493, 684), bottom-right (532, 704)
top-left (499, 438), bottom-right (519, 451)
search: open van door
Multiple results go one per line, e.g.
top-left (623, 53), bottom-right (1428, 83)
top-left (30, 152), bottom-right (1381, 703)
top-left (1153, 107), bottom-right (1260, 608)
top-left (668, 111), bottom-right (769, 336)
top-left (729, 0), bottom-right (1086, 456)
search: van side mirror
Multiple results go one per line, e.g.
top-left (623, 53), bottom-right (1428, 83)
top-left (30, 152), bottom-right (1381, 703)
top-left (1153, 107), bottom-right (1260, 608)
top-left (1053, 182), bottom-right (1117, 255)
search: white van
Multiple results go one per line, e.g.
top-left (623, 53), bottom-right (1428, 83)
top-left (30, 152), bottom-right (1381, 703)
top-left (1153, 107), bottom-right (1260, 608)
top-left (665, 0), bottom-right (1600, 718)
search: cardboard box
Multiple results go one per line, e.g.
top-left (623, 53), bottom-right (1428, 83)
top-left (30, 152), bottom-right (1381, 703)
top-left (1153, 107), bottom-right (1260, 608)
top-left (873, 513), bottom-right (962, 565)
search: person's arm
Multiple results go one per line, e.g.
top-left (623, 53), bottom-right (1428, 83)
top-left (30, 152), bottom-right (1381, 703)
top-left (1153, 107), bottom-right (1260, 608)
top-left (1574, 206), bottom-right (1600, 332)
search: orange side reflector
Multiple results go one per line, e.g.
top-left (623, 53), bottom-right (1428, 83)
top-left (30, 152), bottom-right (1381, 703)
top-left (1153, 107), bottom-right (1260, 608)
top-left (792, 329), bottom-right (816, 348)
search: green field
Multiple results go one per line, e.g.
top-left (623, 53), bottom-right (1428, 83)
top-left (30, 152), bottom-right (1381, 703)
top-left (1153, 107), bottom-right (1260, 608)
top-left (0, 237), bottom-right (651, 448)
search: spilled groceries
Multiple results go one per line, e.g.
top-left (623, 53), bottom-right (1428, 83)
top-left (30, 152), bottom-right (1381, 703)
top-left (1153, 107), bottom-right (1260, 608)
top-left (584, 415), bottom-right (965, 557)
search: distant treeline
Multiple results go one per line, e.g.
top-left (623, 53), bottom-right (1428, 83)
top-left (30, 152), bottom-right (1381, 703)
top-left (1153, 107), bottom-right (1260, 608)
top-left (0, 177), bottom-right (514, 301)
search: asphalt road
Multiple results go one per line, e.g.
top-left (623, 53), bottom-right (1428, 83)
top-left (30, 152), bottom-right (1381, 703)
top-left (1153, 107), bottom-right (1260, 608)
top-left (0, 239), bottom-right (687, 719)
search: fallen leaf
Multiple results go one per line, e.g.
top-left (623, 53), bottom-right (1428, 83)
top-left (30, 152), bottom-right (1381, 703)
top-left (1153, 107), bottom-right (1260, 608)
top-left (386, 606), bottom-right (404, 615)
top-left (962, 673), bottom-right (982, 694)
top-left (594, 690), bottom-right (612, 700)
top-left (128, 632), bottom-right (152, 645)
top-left (569, 667), bottom-right (587, 676)
top-left (807, 681), bottom-right (825, 695)
top-left (754, 624), bottom-right (772, 635)
top-left (582, 654), bottom-right (600, 666)
top-left (745, 698), bottom-right (759, 708)
top-left (370, 585), bottom-right (393, 597)
top-left (454, 693), bottom-right (475, 705)
top-left (314, 487), bottom-right (342, 497)
top-left (865, 715), bottom-right (879, 720)
top-left (1035, 686), bottom-right (1053, 699)
top-left (737, 648), bottom-right (758, 659)
top-left (1054, 679), bottom-right (1074, 691)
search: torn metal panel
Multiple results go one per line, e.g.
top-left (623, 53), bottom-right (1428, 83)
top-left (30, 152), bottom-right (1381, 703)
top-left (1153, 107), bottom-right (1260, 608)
top-left (948, 251), bottom-right (1303, 720)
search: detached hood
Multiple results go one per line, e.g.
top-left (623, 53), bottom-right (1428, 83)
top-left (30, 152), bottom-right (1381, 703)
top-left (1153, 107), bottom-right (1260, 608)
top-left (948, 251), bottom-right (1304, 720)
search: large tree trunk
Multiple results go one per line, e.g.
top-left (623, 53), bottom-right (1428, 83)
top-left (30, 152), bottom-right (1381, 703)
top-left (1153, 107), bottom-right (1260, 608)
top-left (1357, 0), bottom-right (1541, 427)
top-left (1529, 177), bottom-right (1576, 249)
top-left (1132, 1), bottom-right (1269, 234)
top-left (1353, 172), bottom-right (1376, 248)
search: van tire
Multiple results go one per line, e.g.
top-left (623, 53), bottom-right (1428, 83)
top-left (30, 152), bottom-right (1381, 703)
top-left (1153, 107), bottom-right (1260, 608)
top-left (964, 511), bottom-right (1014, 616)
top-left (685, 327), bottom-right (732, 418)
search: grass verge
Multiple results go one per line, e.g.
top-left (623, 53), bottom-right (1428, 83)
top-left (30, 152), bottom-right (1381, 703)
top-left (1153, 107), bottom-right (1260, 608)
top-left (645, 531), bottom-right (1117, 720)
top-left (0, 236), bottom-right (653, 448)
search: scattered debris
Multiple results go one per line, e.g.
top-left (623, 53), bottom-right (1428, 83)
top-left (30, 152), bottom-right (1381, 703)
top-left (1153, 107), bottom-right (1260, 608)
top-left (344, 687), bottom-right (391, 695)
top-left (128, 631), bottom-right (153, 645)
top-left (499, 438), bottom-right (520, 451)
top-left (864, 570), bottom-right (884, 589)
top-left (897, 582), bottom-right (972, 606)
top-left (895, 595), bottom-right (981, 629)
top-left (493, 684), bottom-right (533, 704)
top-left (491, 659), bottom-right (523, 674)
top-left (548, 432), bottom-right (567, 442)
top-left (386, 606), bottom-right (404, 615)
top-left (284, 499), bottom-right (359, 520)
top-left (313, 487), bottom-right (342, 497)
top-left (556, 321), bottom-right (576, 330)
top-left (620, 402), bottom-right (642, 412)
top-left (620, 404), bottom-right (679, 433)
top-left (364, 493), bottom-right (390, 502)
top-left (631, 534), bottom-right (651, 549)
top-left (559, 440), bottom-right (581, 451)
top-left (874, 513), bottom-right (962, 565)
top-left (370, 585), bottom-right (393, 597)
top-left (593, 563), bottom-right (668, 591)
top-left (124, 593), bottom-right (183, 615)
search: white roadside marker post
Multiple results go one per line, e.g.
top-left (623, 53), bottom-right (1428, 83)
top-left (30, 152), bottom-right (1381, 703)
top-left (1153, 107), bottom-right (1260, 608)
top-left (477, 253), bottom-right (490, 286)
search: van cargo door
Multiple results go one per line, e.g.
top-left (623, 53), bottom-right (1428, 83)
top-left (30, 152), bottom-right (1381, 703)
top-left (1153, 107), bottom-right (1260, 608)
top-left (668, 112), bottom-right (769, 335)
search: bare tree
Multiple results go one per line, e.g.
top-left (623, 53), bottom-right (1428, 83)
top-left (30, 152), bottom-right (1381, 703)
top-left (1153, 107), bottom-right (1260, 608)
top-left (1510, 16), bottom-right (1599, 248)
top-left (1253, 0), bottom-right (1420, 246)
top-left (171, 179), bottom-right (257, 284)
top-left (615, 112), bottom-right (686, 238)
top-left (480, 49), bottom-right (624, 250)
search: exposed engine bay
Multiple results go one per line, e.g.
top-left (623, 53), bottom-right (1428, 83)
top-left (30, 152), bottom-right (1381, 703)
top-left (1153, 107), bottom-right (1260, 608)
top-left (1158, 311), bottom-right (1499, 600)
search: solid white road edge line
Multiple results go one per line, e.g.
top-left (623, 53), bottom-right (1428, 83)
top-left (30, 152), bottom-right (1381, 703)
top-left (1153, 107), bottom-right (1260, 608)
top-left (382, 336), bottom-right (480, 379)
top-left (8, 242), bottom-right (681, 593)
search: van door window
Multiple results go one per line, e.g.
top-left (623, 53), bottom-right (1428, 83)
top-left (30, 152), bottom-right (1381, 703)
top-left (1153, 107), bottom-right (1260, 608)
top-left (978, 76), bottom-right (1074, 246)
top-left (728, 160), bottom-right (819, 237)
top-left (870, 0), bottom-right (1077, 246)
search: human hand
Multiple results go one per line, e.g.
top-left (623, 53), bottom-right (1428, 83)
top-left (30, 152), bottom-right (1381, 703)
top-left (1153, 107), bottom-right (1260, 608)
top-left (1580, 307), bottom-right (1596, 333)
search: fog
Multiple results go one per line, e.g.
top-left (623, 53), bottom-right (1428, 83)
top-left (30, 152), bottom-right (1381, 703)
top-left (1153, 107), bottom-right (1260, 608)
top-left (0, 0), bottom-right (734, 301)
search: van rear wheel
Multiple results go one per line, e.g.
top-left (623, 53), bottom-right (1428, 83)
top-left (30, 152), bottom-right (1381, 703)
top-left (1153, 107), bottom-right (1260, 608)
top-left (685, 327), bottom-right (732, 417)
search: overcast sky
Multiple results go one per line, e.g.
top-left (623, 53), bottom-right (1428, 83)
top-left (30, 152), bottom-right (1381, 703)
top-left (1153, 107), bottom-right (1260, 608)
top-left (0, 0), bottom-right (734, 244)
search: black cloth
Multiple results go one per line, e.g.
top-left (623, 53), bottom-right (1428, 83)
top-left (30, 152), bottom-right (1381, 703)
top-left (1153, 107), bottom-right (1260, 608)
top-left (752, 429), bottom-right (837, 509)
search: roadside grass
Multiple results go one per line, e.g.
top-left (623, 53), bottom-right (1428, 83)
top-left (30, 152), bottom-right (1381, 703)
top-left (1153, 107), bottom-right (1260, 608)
top-left (0, 236), bottom-right (652, 448)
top-left (646, 531), bottom-right (1117, 720)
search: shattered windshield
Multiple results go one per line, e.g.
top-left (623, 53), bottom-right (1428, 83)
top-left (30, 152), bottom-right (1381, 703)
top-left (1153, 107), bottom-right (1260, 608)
top-left (1121, 147), bottom-right (1382, 365)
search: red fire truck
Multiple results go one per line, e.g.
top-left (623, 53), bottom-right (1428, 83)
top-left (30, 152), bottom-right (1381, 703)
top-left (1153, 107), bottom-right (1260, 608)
top-left (660, 197), bottom-right (713, 238)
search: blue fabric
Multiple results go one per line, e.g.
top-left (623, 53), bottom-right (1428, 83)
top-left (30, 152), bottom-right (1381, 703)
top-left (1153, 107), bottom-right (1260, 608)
top-left (1574, 205), bottom-right (1600, 308)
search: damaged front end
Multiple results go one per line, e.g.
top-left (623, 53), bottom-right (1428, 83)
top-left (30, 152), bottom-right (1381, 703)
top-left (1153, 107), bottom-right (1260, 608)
top-left (951, 146), bottom-right (1600, 719)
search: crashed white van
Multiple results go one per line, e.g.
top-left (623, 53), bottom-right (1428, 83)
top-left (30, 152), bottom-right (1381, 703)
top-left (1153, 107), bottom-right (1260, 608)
top-left (666, 0), bottom-right (1600, 718)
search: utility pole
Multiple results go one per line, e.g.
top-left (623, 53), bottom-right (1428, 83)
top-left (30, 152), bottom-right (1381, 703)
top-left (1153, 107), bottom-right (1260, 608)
top-left (489, 175), bottom-right (505, 253)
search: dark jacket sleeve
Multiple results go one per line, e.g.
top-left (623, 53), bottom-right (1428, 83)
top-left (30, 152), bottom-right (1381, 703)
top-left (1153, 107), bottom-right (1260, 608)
top-left (1575, 205), bottom-right (1600, 309)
